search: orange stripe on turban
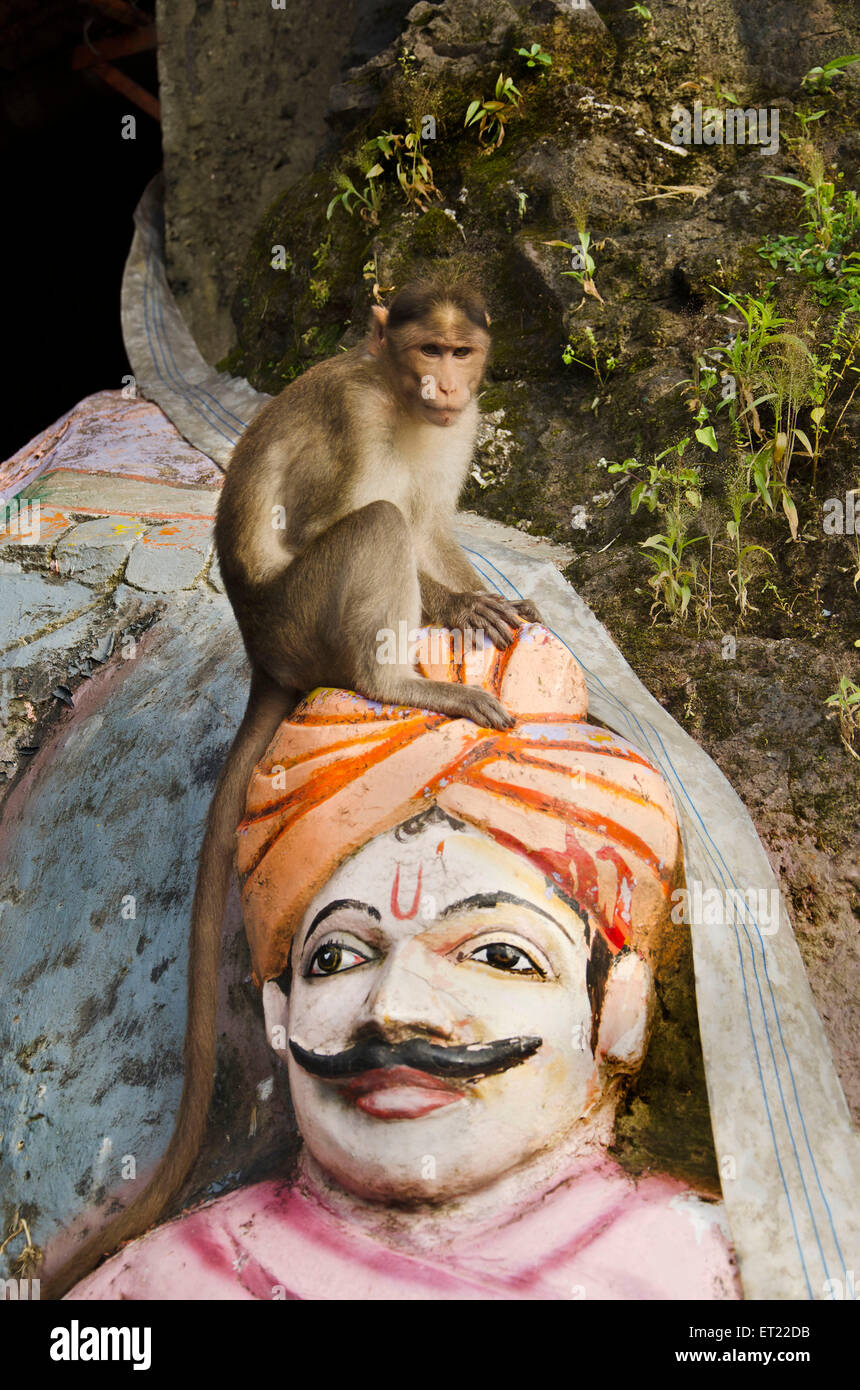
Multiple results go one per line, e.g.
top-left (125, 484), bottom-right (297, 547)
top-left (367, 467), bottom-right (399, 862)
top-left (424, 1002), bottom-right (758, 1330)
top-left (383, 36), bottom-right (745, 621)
top-left (237, 625), bottom-right (681, 984)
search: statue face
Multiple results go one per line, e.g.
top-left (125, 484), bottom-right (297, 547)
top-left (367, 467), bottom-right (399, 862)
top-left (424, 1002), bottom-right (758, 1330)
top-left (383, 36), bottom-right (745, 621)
top-left (263, 816), bottom-right (651, 1204)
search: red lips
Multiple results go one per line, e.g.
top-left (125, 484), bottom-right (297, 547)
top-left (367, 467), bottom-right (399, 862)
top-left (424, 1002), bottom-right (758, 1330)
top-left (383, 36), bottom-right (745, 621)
top-left (341, 1066), bottom-right (465, 1120)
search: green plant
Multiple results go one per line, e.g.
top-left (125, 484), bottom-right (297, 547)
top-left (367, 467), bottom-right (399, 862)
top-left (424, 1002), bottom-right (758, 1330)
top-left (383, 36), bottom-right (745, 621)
top-left (723, 471), bottom-right (775, 617)
top-left (327, 120), bottom-right (441, 221)
top-left (712, 81), bottom-right (740, 105)
top-left (745, 333), bottom-right (818, 537)
top-left (682, 289), bottom-right (787, 503)
top-left (824, 675), bottom-right (860, 759)
top-left (709, 289), bottom-right (789, 439)
top-left (311, 235), bottom-right (331, 270)
top-left (607, 441), bottom-right (702, 515)
top-left (327, 168), bottom-right (384, 223)
top-left (801, 54), bottom-right (860, 93)
top-left (760, 154), bottom-right (860, 310)
top-left (691, 272), bottom-right (858, 503)
top-left (464, 74), bottom-right (522, 152)
top-left (545, 229), bottom-right (604, 303)
top-left (626, 3), bottom-right (652, 20)
top-left (641, 524), bottom-right (702, 621)
top-left (795, 108), bottom-right (827, 137)
top-left (809, 309), bottom-right (860, 479)
top-left (516, 43), bottom-right (552, 69)
top-left (365, 128), bottom-right (441, 209)
top-left (616, 438), bottom-right (705, 621)
top-left (562, 325), bottom-right (617, 386)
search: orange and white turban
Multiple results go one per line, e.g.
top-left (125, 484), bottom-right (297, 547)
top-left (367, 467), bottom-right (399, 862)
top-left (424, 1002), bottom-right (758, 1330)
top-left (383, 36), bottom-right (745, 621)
top-left (237, 625), bottom-right (682, 985)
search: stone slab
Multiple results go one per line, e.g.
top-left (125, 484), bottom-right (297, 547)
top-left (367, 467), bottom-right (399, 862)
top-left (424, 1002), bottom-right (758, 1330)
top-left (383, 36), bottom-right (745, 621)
top-left (0, 572), bottom-right (99, 653)
top-left (125, 519), bottom-right (214, 593)
top-left (54, 517), bottom-right (146, 586)
top-left (0, 592), bottom-right (284, 1277)
top-left (0, 506), bottom-right (73, 567)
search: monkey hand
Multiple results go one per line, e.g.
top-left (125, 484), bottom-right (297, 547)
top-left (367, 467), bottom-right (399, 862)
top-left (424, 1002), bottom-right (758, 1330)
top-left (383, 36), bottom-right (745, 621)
top-left (446, 684), bottom-right (516, 731)
top-left (437, 592), bottom-right (541, 650)
top-left (508, 598), bottom-right (542, 622)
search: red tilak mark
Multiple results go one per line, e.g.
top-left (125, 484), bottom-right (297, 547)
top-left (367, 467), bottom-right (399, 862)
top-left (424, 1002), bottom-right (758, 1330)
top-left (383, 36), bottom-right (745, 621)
top-left (391, 863), bottom-right (423, 919)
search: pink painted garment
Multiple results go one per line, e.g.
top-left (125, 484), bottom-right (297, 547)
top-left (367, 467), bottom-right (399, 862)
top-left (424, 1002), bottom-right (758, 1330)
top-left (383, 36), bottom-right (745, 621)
top-left (68, 1157), bottom-right (741, 1301)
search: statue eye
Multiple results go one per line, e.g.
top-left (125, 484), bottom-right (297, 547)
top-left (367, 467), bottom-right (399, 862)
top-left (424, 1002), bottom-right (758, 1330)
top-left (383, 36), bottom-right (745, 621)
top-left (308, 941), bottom-right (371, 977)
top-left (466, 942), bottom-right (543, 976)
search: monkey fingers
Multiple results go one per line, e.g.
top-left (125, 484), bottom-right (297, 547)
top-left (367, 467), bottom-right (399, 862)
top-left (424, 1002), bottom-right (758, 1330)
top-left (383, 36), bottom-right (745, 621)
top-left (510, 598), bottom-right (542, 622)
top-left (479, 594), bottom-right (542, 627)
top-left (451, 686), bottom-right (515, 731)
top-left (462, 600), bottom-right (515, 650)
top-left (468, 593), bottom-right (534, 649)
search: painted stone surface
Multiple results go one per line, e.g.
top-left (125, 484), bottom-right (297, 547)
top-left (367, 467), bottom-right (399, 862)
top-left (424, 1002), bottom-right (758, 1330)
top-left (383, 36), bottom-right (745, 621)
top-left (0, 394), bottom-right (222, 793)
top-left (71, 624), bottom-right (741, 1300)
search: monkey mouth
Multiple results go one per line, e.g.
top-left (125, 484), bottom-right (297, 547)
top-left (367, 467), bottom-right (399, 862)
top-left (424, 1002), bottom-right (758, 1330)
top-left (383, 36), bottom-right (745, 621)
top-left (423, 402), bottom-right (463, 423)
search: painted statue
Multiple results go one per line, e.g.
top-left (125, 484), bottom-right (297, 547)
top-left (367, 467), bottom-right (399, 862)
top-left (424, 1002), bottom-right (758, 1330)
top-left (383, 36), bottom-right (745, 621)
top-left (70, 624), bottom-right (740, 1300)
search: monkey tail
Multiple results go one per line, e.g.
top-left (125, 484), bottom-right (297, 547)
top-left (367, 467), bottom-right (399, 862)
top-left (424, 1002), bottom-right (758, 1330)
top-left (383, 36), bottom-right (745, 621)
top-left (45, 673), bottom-right (296, 1299)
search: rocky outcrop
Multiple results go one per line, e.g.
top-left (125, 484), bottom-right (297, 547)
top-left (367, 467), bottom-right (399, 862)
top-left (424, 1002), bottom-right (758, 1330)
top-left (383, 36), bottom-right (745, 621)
top-left (156, 0), bottom-right (415, 362)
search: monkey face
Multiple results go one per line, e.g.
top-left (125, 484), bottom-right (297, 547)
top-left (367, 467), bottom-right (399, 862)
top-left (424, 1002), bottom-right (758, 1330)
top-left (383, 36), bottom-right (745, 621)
top-left (371, 303), bottom-right (490, 425)
top-left (397, 333), bottom-right (489, 426)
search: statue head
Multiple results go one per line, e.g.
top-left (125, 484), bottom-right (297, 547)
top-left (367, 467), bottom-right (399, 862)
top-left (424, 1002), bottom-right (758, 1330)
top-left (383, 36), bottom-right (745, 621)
top-left (237, 626), bottom-right (682, 1205)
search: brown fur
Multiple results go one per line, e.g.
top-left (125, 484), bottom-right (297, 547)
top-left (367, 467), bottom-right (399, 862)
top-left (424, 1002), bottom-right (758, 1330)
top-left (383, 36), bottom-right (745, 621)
top-left (46, 278), bottom-right (539, 1297)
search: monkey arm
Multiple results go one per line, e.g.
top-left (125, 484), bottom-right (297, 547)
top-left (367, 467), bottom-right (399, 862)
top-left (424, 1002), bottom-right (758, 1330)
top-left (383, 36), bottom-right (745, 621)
top-left (419, 528), bottom-right (486, 595)
top-left (418, 527), bottom-right (487, 625)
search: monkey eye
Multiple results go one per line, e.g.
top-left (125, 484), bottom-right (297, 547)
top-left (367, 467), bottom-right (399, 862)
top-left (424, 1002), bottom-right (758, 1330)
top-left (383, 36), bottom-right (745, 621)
top-left (420, 343), bottom-right (442, 356)
top-left (453, 347), bottom-right (473, 358)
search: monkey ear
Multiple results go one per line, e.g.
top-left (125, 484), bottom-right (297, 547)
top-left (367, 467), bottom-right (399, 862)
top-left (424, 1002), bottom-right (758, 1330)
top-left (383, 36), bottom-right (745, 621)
top-left (368, 304), bottom-right (388, 357)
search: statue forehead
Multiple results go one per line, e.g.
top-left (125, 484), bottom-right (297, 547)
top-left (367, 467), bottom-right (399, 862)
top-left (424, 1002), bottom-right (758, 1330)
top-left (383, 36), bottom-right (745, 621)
top-left (310, 818), bottom-right (523, 897)
top-left (296, 817), bottom-right (590, 955)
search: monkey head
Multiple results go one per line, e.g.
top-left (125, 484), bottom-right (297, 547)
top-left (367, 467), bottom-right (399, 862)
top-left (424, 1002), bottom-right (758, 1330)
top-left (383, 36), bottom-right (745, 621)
top-left (368, 279), bottom-right (491, 427)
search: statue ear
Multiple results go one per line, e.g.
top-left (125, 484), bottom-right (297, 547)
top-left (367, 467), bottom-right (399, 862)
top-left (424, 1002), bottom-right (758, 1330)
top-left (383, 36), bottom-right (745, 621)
top-left (595, 951), bottom-right (653, 1074)
top-left (262, 979), bottom-right (291, 1064)
top-left (368, 304), bottom-right (389, 356)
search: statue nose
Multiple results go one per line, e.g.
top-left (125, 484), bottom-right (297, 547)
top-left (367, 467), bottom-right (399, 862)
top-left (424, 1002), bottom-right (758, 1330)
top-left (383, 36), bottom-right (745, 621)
top-left (356, 941), bottom-right (456, 1040)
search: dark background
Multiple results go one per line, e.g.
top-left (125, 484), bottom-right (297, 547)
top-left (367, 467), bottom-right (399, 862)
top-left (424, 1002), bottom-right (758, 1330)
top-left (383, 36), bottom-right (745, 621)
top-left (0, 1), bottom-right (162, 460)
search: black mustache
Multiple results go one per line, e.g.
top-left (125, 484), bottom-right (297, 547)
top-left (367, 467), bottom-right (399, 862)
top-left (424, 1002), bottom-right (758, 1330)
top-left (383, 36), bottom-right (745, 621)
top-left (289, 1034), bottom-right (542, 1081)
